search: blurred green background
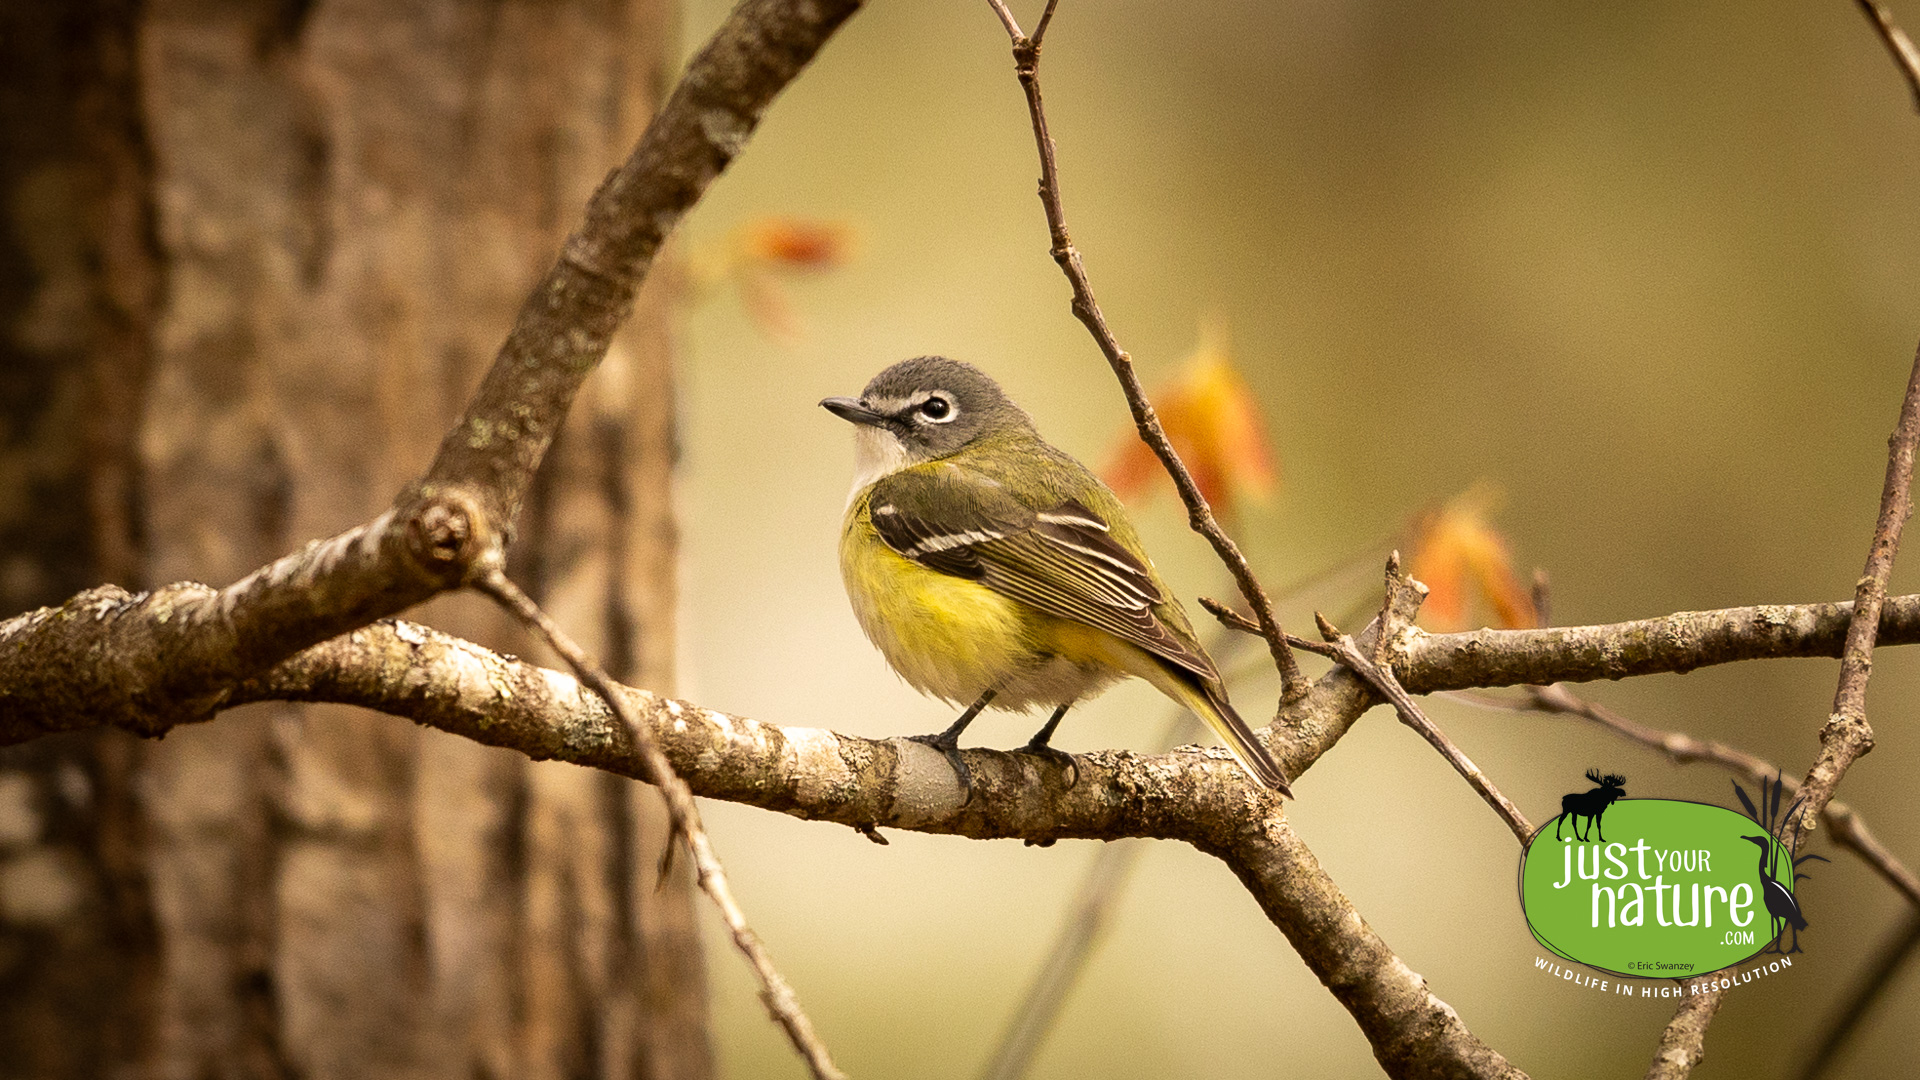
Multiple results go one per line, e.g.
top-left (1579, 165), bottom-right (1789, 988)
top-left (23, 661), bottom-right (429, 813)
top-left (669, 1), bottom-right (1920, 1076)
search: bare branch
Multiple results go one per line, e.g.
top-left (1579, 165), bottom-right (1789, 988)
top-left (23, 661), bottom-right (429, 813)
top-left (0, 498), bottom-right (487, 742)
top-left (1644, 992), bottom-right (1726, 1080)
top-left (1392, 592), bottom-right (1920, 692)
top-left (1801, 339), bottom-right (1920, 831)
top-left (1861, 0), bottom-right (1920, 110)
top-left (1645, 326), bottom-right (1920, 1074)
top-left (218, 571), bottom-right (1920, 1078)
top-left (233, 617), bottom-right (1520, 1079)
top-left (985, 0), bottom-right (1021, 40)
top-left (1314, 612), bottom-right (1533, 846)
top-left (1199, 596), bottom-right (1339, 658)
top-left (987, 0), bottom-right (1309, 703)
top-left (979, 837), bottom-right (1149, 1080)
top-left (1796, 909), bottom-right (1920, 1080)
top-left (473, 567), bottom-right (845, 1080)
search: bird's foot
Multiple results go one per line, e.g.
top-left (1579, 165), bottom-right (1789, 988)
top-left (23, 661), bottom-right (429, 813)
top-left (907, 732), bottom-right (975, 803)
top-left (1018, 740), bottom-right (1079, 788)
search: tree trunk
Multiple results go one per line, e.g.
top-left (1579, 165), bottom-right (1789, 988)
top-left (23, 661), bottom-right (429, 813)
top-left (0, 2), bottom-right (709, 1078)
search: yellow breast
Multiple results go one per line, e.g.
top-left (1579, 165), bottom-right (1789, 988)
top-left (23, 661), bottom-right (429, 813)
top-left (839, 498), bottom-right (1036, 706)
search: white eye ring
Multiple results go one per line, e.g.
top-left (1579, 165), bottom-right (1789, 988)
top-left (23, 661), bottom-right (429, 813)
top-left (917, 394), bottom-right (956, 422)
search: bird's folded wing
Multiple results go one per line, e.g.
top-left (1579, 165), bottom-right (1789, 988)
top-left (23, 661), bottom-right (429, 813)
top-left (867, 470), bottom-right (1215, 682)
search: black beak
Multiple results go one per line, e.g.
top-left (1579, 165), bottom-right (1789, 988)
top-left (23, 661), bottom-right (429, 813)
top-left (820, 396), bottom-right (888, 427)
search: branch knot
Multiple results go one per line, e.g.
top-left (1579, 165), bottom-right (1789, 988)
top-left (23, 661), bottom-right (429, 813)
top-left (406, 488), bottom-right (492, 583)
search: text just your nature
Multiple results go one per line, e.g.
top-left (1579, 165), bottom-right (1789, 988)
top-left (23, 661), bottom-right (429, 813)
top-left (1552, 838), bottom-right (1757, 932)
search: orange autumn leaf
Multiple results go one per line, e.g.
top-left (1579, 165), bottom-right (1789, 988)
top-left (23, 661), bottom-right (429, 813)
top-left (737, 217), bottom-right (854, 269)
top-left (1407, 484), bottom-right (1535, 632)
top-left (684, 217), bottom-right (856, 344)
top-left (1101, 321), bottom-right (1278, 520)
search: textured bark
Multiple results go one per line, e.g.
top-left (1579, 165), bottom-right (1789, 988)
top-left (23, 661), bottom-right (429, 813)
top-left (0, 1), bottom-right (708, 1077)
top-left (0, 2), bottom-right (161, 1075)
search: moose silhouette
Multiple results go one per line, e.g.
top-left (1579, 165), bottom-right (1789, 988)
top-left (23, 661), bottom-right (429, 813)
top-left (1553, 769), bottom-right (1627, 842)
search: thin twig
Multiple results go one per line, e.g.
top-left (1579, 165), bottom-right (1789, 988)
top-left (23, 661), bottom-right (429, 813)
top-left (1795, 908), bottom-right (1920, 1080)
top-left (1802, 338), bottom-right (1920, 829)
top-left (472, 565), bottom-right (845, 1080)
top-left (985, 0), bottom-right (1308, 703)
top-left (1312, 611), bottom-right (1533, 845)
top-left (978, 837), bottom-right (1152, 1080)
top-left (1645, 327), bottom-right (1920, 1078)
top-left (1862, 0), bottom-right (1920, 110)
top-left (1199, 596), bottom-right (1338, 658)
top-left (986, 0), bottom-right (1023, 39)
top-left (1216, 554), bottom-right (1533, 844)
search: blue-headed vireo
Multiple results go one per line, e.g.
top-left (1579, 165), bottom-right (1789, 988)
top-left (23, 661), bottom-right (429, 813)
top-left (821, 356), bottom-right (1291, 795)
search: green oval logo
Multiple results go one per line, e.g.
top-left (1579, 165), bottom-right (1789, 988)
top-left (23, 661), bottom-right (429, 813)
top-left (1520, 799), bottom-right (1800, 978)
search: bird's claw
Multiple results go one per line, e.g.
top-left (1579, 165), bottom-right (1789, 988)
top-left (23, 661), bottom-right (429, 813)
top-left (907, 732), bottom-right (976, 804)
top-left (1019, 741), bottom-right (1079, 788)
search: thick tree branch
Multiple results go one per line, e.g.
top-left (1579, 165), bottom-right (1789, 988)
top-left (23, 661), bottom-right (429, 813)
top-left (236, 619), bottom-right (1284, 840)
top-left (194, 569), bottom-right (1920, 1078)
top-left (195, 584), bottom-right (1920, 837)
top-left (1391, 592), bottom-right (1920, 692)
top-left (0, 0), bottom-right (862, 747)
top-left (227, 615), bottom-right (1519, 1079)
top-left (0, 498), bottom-right (486, 742)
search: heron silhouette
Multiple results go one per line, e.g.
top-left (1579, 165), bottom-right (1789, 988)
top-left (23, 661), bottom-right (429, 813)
top-left (1741, 834), bottom-right (1807, 953)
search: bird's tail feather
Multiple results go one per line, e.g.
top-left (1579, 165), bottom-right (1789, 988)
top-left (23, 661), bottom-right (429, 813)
top-left (1109, 640), bottom-right (1294, 795)
top-left (1192, 686), bottom-right (1293, 797)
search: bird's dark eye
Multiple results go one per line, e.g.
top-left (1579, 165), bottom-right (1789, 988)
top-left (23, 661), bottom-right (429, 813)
top-left (919, 396), bottom-right (952, 420)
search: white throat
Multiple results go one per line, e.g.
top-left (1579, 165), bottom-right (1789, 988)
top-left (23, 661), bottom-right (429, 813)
top-left (847, 424), bottom-right (912, 505)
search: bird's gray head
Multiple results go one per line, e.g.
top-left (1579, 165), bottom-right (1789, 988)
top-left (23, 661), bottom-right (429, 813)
top-left (821, 357), bottom-right (1035, 486)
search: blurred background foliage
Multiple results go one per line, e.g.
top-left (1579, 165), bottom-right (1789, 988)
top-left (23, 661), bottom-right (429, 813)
top-left (670, 1), bottom-right (1920, 1077)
